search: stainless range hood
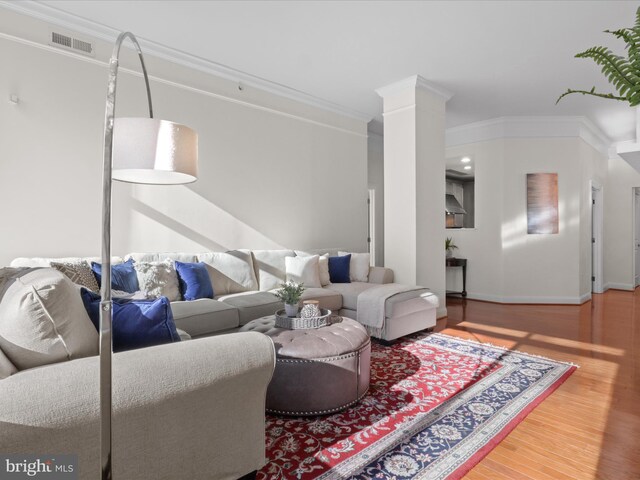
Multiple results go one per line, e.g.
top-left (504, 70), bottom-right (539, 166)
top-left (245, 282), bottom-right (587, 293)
top-left (445, 194), bottom-right (467, 214)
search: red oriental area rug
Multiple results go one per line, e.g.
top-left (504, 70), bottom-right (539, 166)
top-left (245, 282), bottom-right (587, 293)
top-left (258, 332), bottom-right (576, 480)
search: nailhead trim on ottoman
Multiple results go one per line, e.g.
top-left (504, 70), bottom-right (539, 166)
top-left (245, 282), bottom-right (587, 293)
top-left (240, 316), bottom-right (371, 416)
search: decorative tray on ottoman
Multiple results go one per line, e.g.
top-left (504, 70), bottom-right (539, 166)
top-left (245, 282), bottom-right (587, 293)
top-left (275, 309), bottom-right (333, 329)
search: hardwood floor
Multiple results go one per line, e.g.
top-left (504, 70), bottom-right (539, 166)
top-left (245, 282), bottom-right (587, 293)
top-left (439, 289), bottom-right (640, 480)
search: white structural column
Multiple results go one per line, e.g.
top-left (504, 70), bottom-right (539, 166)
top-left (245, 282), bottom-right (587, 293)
top-left (376, 75), bottom-right (451, 317)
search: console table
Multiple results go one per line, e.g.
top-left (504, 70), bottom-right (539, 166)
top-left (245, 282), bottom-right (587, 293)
top-left (446, 257), bottom-right (467, 297)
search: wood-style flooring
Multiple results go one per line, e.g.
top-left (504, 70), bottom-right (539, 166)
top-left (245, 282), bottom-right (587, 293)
top-left (439, 289), bottom-right (640, 480)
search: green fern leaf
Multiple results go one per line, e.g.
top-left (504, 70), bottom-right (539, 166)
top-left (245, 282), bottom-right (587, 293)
top-left (557, 6), bottom-right (640, 106)
top-left (575, 46), bottom-right (635, 95)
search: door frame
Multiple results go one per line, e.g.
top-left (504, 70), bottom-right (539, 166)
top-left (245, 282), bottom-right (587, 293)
top-left (368, 188), bottom-right (376, 267)
top-left (591, 181), bottom-right (604, 294)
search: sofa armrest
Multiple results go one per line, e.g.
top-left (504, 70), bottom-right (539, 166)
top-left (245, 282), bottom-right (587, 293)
top-left (368, 266), bottom-right (394, 284)
top-left (0, 332), bottom-right (275, 480)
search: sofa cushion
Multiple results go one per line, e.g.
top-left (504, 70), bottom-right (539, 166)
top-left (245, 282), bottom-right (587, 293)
top-left (298, 287), bottom-right (343, 311)
top-left (170, 299), bottom-right (240, 336)
top-left (134, 260), bottom-right (181, 302)
top-left (198, 250), bottom-right (258, 295)
top-left (81, 289), bottom-right (181, 352)
top-left (339, 251), bottom-right (371, 282)
top-left (125, 252), bottom-right (199, 264)
top-left (92, 259), bottom-right (139, 293)
top-left (285, 255), bottom-right (321, 288)
top-left (324, 282), bottom-right (377, 311)
top-left (0, 267), bottom-right (98, 370)
top-left (175, 261), bottom-right (214, 301)
top-left (252, 250), bottom-right (295, 291)
top-left (50, 259), bottom-right (100, 292)
top-left (217, 291), bottom-right (283, 326)
top-left (0, 347), bottom-right (17, 379)
top-left (328, 254), bottom-right (351, 284)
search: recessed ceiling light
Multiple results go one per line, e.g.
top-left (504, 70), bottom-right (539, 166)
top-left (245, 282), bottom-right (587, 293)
top-left (461, 157), bottom-right (471, 163)
top-left (464, 165), bottom-right (472, 170)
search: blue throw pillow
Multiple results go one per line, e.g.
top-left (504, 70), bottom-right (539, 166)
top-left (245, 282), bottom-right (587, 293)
top-left (329, 254), bottom-right (351, 283)
top-left (91, 259), bottom-right (139, 293)
top-left (175, 261), bottom-right (214, 301)
top-left (80, 289), bottom-right (181, 352)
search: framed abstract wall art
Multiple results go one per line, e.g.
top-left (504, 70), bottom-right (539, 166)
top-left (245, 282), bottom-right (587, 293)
top-left (527, 173), bottom-right (558, 234)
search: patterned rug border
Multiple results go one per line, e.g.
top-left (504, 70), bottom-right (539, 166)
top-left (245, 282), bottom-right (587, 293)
top-left (421, 332), bottom-right (581, 368)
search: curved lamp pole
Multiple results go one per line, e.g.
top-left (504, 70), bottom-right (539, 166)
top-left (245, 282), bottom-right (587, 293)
top-left (100, 32), bottom-right (198, 479)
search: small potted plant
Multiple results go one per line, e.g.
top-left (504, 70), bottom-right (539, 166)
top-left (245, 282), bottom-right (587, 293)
top-left (275, 281), bottom-right (306, 317)
top-left (445, 237), bottom-right (458, 258)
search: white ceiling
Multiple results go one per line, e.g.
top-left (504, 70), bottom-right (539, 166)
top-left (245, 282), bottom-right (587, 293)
top-left (15, 1), bottom-right (640, 142)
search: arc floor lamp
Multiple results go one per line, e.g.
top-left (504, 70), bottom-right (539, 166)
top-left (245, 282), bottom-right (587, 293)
top-left (100, 32), bottom-right (198, 479)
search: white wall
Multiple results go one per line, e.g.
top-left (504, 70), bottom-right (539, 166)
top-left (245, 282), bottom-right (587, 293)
top-left (445, 136), bottom-right (607, 304)
top-left (0, 13), bottom-right (368, 265)
top-left (604, 156), bottom-right (640, 290)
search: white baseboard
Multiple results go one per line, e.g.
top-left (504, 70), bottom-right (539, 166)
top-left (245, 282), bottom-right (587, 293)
top-left (603, 282), bottom-right (635, 291)
top-left (463, 292), bottom-right (590, 305)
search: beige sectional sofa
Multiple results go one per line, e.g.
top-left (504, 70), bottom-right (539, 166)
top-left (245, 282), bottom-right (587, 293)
top-left (11, 248), bottom-right (439, 342)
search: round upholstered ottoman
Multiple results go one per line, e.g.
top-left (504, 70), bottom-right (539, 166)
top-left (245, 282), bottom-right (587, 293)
top-left (240, 316), bottom-right (371, 416)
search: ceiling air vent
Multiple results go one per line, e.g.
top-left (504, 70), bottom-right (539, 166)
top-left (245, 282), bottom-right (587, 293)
top-left (49, 30), bottom-right (95, 57)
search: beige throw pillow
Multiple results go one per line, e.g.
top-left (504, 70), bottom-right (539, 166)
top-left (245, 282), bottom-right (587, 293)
top-left (0, 267), bottom-right (98, 371)
top-left (285, 255), bottom-right (321, 288)
top-left (339, 251), bottom-right (371, 282)
top-left (252, 250), bottom-right (296, 291)
top-left (198, 250), bottom-right (259, 296)
top-left (134, 260), bottom-right (181, 301)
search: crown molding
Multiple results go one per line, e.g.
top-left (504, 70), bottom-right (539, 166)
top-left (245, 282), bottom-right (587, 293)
top-left (445, 116), bottom-right (611, 155)
top-left (0, 0), bottom-right (372, 123)
top-left (376, 75), bottom-right (453, 101)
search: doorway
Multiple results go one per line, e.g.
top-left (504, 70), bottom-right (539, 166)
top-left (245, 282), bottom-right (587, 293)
top-left (634, 188), bottom-right (640, 287)
top-left (591, 184), bottom-right (603, 293)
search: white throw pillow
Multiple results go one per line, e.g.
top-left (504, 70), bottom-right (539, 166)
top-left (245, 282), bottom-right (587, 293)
top-left (295, 251), bottom-right (330, 286)
top-left (134, 260), bottom-right (181, 301)
top-left (339, 251), bottom-right (371, 282)
top-left (198, 250), bottom-right (259, 295)
top-left (285, 255), bottom-right (321, 288)
top-left (0, 267), bottom-right (98, 371)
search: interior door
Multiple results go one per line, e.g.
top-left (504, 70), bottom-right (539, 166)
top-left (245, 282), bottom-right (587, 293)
top-left (635, 190), bottom-right (640, 286)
